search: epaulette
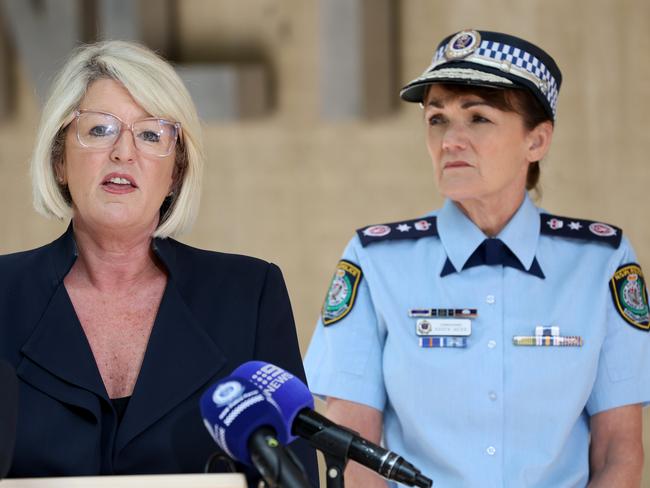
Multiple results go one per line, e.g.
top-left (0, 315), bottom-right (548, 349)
top-left (540, 213), bottom-right (622, 248)
top-left (356, 217), bottom-right (438, 247)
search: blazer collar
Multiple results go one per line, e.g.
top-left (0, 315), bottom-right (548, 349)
top-left (18, 282), bottom-right (106, 419)
top-left (21, 227), bottom-right (228, 451)
top-left (115, 237), bottom-right (227, 452)
top-left (48, 222), bottom-right (78, 285)
top-left (20, 222), bottom-right (105, 411)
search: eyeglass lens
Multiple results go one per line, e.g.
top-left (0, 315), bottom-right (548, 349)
top-left (76, 111), bottom-right (178, 157)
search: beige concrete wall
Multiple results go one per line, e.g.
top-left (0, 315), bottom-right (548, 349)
top-left (1, 0), bottom-right (649, 483)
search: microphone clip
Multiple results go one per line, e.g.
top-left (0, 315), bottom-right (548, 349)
top-left (304, 424), bottom-right (356, 488)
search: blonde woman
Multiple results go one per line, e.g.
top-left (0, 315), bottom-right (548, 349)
top-left (1, 41), bottom-right (317, 485)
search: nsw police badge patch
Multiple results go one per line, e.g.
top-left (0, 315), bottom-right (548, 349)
top-left (610, 263), bottom-right (650, 331)
top-left (322, 260), bottom-right (362, 326)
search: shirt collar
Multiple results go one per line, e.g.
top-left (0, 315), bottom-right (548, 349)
top-left (437, 194), bottom-right (542, 275)
top-left (497, 193), bottom-right (541, 271)
top-left (437, 198), bottom-right (486, 273)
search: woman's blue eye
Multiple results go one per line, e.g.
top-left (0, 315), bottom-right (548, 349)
top-left (138, 130), bottom-right (161, 143)
top-left (89, 125), bottom-right (116, 137)
top-left (428, 114), bottom-right (445, 126)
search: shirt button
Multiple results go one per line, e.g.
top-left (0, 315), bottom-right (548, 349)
top-left (488, 391), bottom-right (497, 401)
top-left (487, 340), bottom-right (496, 349)
top-left (486, 295), bottom-right (495, 304)
top-left (486, 446), bottom-right (496, 456)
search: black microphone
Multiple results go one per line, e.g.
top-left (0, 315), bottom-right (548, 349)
top-left (0, 360), bottom-right (18, 479)
top-left (293, 409), bottom-right (432, 488)
top-left (225, 361), bottom-right (431, 488)
top-left (200, 370), bottom-right (314, 488)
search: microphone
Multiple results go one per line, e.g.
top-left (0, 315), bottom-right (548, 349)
top-left (200, 374), bottom-right (313, 488)
top-left (0, 360), bottom-right (18, 479)
top-left (232, 362), bottom-right (432, 488)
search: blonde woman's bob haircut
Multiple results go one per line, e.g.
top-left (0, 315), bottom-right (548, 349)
top-left (31, 40), bottom-right (204, 238)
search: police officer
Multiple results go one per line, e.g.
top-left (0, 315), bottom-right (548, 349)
top-left (305, 30), bottom-right (650, 487)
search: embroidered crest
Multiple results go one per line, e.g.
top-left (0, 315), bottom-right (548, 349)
top-left (539, 213), bottom-right (622, 248)
top-left (589, 222), bottom-right (617, 237)
top-left (444, 30), bottom-right (481, 60)
top-left (357, 217), bottom-right (438, 247)
top-left (362, 225), bottom-right (391, 238)
top-left (414, 220), bottom-right (432, 231)
top-left (546, 218), bottom-right (563, 230)
top-left (322, 260), bottom-right (363, 326)
top-left (610, 263), bottom-right (650, 331)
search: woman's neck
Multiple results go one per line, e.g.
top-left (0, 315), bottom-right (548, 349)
top-left (455, 190), bottom-right (527, 237)
top-left (68, 220), bottom-right (163, 292)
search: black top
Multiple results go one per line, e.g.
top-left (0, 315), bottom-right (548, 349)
top-left (0, 225), bottom-right (318, 487)
top-left (111, 397), bottom-right (130, 424)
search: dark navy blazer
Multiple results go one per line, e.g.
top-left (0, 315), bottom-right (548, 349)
top-left (0, 226), bottom-right (318, 486)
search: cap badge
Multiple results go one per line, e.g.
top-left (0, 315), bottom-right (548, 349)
top-left (444, 30), bottom-right (481, 60)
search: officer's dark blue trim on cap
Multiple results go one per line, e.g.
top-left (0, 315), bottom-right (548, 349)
top-left (400, 30), bottom-right (562, 120)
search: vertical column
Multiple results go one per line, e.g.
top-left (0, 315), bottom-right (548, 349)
top-left (0, 19), bottom-right (11, 119)
top-left (319, 0), bottom-right (395, 120)
top-left (96, 0), bottom-right (270, 121)
top-left (96, 0), bottom-right (174, 55)
top-left (0, 0), bottom-right (83, 103)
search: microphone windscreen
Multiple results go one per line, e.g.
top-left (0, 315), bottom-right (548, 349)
top-left (231, 361), bottom-right (314, 440)
top-left (200, 376), bottom-right (288, 465)
top-left (0, 360), bottom-right (18, 479)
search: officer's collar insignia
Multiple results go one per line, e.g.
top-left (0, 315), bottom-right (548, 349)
top-left (322, 260), bottom-right (363, 326)
top-left (610, 263), bottom-right (650, 331)
top-left (539, 213), bottom-right (622, 248)
top-left (357, 217), bottom-right (438, 247)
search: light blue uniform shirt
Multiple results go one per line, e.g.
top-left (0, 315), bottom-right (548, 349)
top-left (305, 195), bottom-right (650, 487)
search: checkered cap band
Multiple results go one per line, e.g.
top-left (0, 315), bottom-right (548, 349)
top-left (431, 40), bottom-right (559, 118)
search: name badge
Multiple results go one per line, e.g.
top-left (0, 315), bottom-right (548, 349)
top-left (416, 318), bottom-right (471, 336)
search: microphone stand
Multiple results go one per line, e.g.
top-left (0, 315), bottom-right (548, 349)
top-left (249, 427), bottom-right (313, 488)
top-left (299, 423), bottom-right (356, 488)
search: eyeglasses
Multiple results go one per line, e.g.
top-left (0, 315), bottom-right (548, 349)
top-left (72, 110), bottom-right (182, 157)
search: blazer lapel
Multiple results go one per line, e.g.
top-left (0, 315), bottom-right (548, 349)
top-left (18, 282), bottom-right (106, 420)
top-left (115, 277), bottom-right (227, 452)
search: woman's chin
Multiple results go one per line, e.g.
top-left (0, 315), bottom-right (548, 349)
top-left (75, 209), bottom-right (156, 235)
top-left (438, 183), bottom-right (481, 203)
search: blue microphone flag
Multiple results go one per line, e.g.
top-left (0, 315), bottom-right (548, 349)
top-left (200, 361), bottom-right (314, 465)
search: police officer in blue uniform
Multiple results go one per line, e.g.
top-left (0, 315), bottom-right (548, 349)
top-left (305, 30), bottom-right (650, 487)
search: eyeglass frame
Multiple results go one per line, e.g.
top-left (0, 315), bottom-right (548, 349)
top-left (68, 109), bottom-right (183, 158)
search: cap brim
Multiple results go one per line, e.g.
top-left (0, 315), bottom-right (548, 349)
top-left (400, 67), bottom-right (515, 103)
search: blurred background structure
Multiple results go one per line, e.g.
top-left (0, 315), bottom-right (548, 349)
top-left (1, 0), bottom-right (649, 483)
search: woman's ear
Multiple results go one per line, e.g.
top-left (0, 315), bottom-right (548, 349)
top-left (526, 121), bottom-right (554, 162)
top-left (54, 159), bottom-right (67, 185)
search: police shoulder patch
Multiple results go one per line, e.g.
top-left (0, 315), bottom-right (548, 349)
top-left (539, 213), bottom-right (622, 248)
top-left (322, 260), bottom-right (363, 326)
top-left (356, 217), bottom-right (438, 247)
top-left (610, 263), bottom-right (650, 331)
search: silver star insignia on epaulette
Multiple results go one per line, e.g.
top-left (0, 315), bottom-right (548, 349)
top-left (569, 221), bottom-right (582, 230)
